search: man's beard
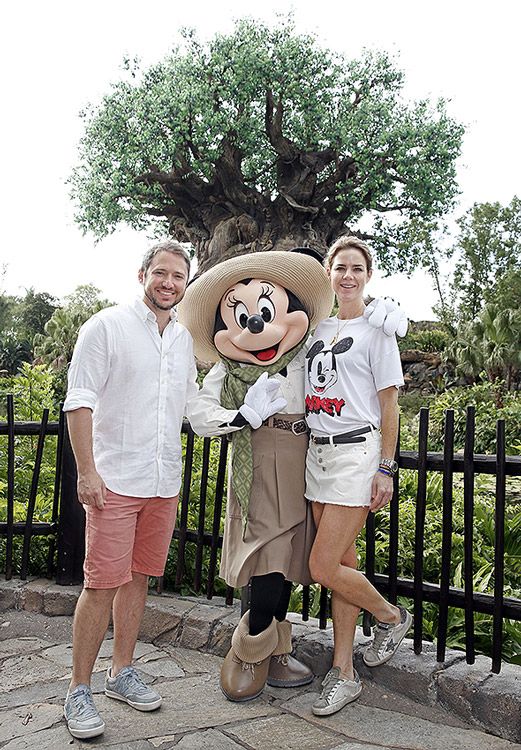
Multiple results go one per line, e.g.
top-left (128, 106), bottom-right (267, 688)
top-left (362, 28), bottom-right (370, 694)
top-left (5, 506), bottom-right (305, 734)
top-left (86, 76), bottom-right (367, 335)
top-left (145, 289), bottom-right (179, 311)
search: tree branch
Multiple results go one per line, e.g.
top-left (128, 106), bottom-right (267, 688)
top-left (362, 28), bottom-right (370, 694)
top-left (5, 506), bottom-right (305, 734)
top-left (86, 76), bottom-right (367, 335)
top-left (374, 202), bottom-right (419, 213)
top-left (314, 157), bottom-right (357, 202)
top-left (280, 191), bottom-right (319, 214)
top-left (265, 89), bottom-right (298, 160)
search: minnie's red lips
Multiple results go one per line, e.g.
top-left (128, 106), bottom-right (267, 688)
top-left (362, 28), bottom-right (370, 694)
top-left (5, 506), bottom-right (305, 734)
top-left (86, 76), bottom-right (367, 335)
top-left (253, 343), bottom-right (279, 362)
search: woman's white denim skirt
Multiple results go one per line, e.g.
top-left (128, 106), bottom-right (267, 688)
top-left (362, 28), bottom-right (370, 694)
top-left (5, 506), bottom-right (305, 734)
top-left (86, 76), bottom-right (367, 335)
top-left (305, 430), bottom-right (382, 506)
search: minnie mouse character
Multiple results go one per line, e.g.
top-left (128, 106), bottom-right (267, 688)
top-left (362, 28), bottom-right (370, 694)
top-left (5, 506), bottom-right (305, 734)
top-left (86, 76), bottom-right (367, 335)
top-left (180, 250), bottom-right (405, 702)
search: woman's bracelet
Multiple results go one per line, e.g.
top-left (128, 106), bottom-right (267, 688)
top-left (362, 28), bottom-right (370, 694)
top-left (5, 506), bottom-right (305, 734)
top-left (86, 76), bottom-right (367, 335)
top-left (377, 467), bottom-right (393, 477)
top-left (379, 458), bottom-right (398, 476)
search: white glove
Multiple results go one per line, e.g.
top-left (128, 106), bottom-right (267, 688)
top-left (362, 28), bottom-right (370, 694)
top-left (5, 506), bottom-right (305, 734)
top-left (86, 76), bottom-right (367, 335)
top-left (364, 298), bottom-right (408, 337)
top-left (239, 371), bottom-right (288, 429)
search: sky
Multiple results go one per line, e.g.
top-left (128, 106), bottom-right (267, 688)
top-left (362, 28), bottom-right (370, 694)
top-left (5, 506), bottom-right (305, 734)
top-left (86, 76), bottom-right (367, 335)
top-left (1, 0), bottom-right (520, 321)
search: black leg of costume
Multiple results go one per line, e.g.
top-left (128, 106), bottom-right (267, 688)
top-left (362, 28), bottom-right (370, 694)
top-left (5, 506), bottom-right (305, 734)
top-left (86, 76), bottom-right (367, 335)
top-left (249, 573), bottom-right (292, 635)
top-left (274, 579), bottom-right (293, 622)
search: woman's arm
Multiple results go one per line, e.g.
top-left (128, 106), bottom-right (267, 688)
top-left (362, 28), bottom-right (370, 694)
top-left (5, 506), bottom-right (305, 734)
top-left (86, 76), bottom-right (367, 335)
top-left (369, 385), bottom-right (399, 512)
top-left (378, 385), bottom-right (399, 461)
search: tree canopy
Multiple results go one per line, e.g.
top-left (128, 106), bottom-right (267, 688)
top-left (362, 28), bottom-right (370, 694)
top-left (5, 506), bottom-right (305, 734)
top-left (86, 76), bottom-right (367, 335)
top-left (71, 17), bottom-right (464, 273)
top-left (438, 197), bottom-right (521, 391)
top-left (0, 288), bottom-right (58, 376)
top-left (451, 196), bottom-right (521, 321)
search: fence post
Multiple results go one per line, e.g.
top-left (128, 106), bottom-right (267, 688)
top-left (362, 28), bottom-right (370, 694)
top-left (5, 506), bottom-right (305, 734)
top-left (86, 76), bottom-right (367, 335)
top-left (56, 422), bottom-right (85, 585)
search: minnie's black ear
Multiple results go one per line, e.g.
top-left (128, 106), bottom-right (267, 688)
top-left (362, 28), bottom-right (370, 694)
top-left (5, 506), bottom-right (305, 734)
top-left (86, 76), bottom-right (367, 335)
top-left (289, 247), bottom-right (324, 264)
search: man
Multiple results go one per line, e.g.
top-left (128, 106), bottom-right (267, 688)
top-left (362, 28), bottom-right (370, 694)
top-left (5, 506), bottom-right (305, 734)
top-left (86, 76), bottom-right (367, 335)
top-left (62, 240), bottom-right (198, 739)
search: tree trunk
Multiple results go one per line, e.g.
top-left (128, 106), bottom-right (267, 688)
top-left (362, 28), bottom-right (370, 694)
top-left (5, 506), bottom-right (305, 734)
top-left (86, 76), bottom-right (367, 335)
top-left (137, 127), bottom-right (355, 271)
top-left (188, 207), bottom-right (346, 272)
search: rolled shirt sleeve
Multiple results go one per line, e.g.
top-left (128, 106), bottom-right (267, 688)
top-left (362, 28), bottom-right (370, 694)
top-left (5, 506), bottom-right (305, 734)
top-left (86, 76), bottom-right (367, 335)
top-left (63, 317), bottom-right (111, 413)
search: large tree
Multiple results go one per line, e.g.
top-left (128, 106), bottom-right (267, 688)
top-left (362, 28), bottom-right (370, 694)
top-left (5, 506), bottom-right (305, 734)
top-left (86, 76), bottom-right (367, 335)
top-left (0, 288), bottom-right (57, 375)
top-left (71, 17), bottom-right (463, 273)
top-left (451, 197), bottom-right (521, 322)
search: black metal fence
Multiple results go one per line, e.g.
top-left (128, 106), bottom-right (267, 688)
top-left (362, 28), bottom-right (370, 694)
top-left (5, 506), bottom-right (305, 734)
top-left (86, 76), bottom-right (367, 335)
top-left (1, 399), bottom-right (520, 674)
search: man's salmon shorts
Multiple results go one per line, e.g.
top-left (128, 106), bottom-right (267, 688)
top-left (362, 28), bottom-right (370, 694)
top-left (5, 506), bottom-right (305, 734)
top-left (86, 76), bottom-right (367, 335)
top-left (83, 490), bottom-right (178, 588)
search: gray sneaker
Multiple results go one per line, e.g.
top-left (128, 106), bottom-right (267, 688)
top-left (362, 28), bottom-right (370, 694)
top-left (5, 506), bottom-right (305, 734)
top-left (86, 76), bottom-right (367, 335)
top-left (64, 684), bottom-right (105, 739)
top-left (363, 606), bottom-right (413, 667)
top-left (105, 666), bottom-right (162, 711)
top-left (312, 667), bottom-right (362, 716)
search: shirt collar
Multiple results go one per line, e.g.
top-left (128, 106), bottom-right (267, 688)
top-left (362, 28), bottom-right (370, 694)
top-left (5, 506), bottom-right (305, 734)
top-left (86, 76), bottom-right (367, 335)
top-left (132, 297), bottom-right (178, 323)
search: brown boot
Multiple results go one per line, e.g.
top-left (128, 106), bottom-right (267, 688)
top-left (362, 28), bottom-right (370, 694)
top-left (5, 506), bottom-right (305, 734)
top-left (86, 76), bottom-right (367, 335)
top-left (267, 619), bottom-right (314, 688)
top-left (220, 612), bottom-right (278, 702)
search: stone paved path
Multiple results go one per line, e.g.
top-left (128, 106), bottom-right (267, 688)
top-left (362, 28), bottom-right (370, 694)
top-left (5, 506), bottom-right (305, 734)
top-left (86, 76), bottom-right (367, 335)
top-left (1, 610), bottom-right (519, 750)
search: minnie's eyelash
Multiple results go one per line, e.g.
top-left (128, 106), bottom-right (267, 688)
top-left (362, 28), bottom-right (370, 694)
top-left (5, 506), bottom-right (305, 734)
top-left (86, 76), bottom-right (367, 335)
top-left (260, 284), bottom-right (274, 297)
top-left (226, 295), bottom-right (239, 308)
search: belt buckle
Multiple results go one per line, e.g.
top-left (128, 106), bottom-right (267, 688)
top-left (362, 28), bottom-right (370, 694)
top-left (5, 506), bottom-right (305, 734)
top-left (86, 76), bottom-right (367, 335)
top-left (291, 419), bottom-right (308, 435)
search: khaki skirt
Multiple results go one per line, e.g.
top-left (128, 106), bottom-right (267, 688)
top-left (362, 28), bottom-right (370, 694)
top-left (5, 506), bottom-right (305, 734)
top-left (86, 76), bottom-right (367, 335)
top-left (220, 414), bottom-right (316, 589)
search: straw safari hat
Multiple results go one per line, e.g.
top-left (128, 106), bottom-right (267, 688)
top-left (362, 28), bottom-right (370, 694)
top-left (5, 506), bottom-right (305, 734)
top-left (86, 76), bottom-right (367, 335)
top-left (177, 250), bottom-right (334, 362)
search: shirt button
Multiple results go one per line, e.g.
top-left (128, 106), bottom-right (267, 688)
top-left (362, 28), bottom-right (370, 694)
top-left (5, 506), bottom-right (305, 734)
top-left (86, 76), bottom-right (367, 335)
top-left (318, 458), bottom-right (323, 464)
top-left (317, 448), bottom-right (322, 453)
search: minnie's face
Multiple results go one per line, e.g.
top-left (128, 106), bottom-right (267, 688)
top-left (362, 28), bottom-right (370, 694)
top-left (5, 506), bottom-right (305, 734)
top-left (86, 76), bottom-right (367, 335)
top-left (214, 279), bottom-right (309, 365)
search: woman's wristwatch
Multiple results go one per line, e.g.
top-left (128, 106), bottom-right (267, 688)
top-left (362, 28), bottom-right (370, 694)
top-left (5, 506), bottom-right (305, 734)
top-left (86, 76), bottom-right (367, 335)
top-left (378, 458), bottom-right (398, 477)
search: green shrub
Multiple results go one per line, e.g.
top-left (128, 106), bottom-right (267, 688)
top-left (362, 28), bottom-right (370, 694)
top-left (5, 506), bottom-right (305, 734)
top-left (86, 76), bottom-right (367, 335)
top-left (161, 432), bottom-right (228, 596)
top-left (425, 382), bottom-right (521, 454)
top-left (399, 328), bottom-right (450, 353)
top-left (0, 365), bottom-right (59, 576)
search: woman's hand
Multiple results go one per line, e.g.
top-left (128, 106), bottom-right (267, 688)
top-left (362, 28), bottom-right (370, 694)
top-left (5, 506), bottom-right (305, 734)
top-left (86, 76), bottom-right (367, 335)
top-left (369, 470), bottom-right (394, 512)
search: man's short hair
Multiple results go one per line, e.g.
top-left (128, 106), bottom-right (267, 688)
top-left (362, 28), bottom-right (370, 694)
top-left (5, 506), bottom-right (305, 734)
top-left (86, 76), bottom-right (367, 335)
top-left (141, 240), bottom-right (191, 278)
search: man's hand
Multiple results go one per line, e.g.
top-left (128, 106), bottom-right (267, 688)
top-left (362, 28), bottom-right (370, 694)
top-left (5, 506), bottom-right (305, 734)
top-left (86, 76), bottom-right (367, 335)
top-left (364, 298), bottom-right (408, 337)
top-left (239, 372), bottom-right (288, 429)
top-left (369, 470), bottom-right (394, 513)
top-left (77, 469), bottom-right (106, 510)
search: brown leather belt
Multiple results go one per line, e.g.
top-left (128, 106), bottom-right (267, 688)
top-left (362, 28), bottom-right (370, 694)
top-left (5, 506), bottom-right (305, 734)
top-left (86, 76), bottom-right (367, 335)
top-left (263, 416), bottom-right (308, 435)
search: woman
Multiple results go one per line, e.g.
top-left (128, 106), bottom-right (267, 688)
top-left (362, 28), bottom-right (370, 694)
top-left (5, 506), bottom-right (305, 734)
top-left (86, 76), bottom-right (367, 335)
top-left (305, 235), bottom-right (412, 717)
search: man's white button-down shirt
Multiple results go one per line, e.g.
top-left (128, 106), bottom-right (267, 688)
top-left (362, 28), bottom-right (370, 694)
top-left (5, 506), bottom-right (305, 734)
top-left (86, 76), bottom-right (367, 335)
top-left (63, 298), bottom-right (198, 498)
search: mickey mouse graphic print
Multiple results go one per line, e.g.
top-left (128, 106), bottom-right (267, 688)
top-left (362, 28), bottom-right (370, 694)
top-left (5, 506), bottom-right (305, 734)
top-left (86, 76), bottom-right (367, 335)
top-left (304, 315), bottom-right (404, 505)
top-left (305, 315), bottom-right (404, 436)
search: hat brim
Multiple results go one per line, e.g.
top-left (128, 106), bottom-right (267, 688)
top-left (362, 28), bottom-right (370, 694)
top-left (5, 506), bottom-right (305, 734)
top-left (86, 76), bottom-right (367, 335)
top-left (178, 250), bottom-right (334, 362)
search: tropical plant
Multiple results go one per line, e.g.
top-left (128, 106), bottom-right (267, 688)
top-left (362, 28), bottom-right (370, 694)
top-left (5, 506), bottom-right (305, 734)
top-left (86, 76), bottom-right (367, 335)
top-left (0, 332), bottom-right (32, 376)
top-left (444, 303), bottom-right (521, 391)
top-left (0, 289), bottom-right (58, 375)
top-left (33, 285), bottom-right (113, 400)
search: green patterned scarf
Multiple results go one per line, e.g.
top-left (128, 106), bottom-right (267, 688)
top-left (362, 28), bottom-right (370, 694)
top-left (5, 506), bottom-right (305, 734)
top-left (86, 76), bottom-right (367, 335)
top-left (221, 334), bottom-right (309, 527)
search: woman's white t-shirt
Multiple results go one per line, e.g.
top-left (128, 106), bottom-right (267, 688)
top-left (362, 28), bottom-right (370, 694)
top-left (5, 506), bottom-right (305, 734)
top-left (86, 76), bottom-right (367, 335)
top-left (304, 315), bottom-right (404, 437)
